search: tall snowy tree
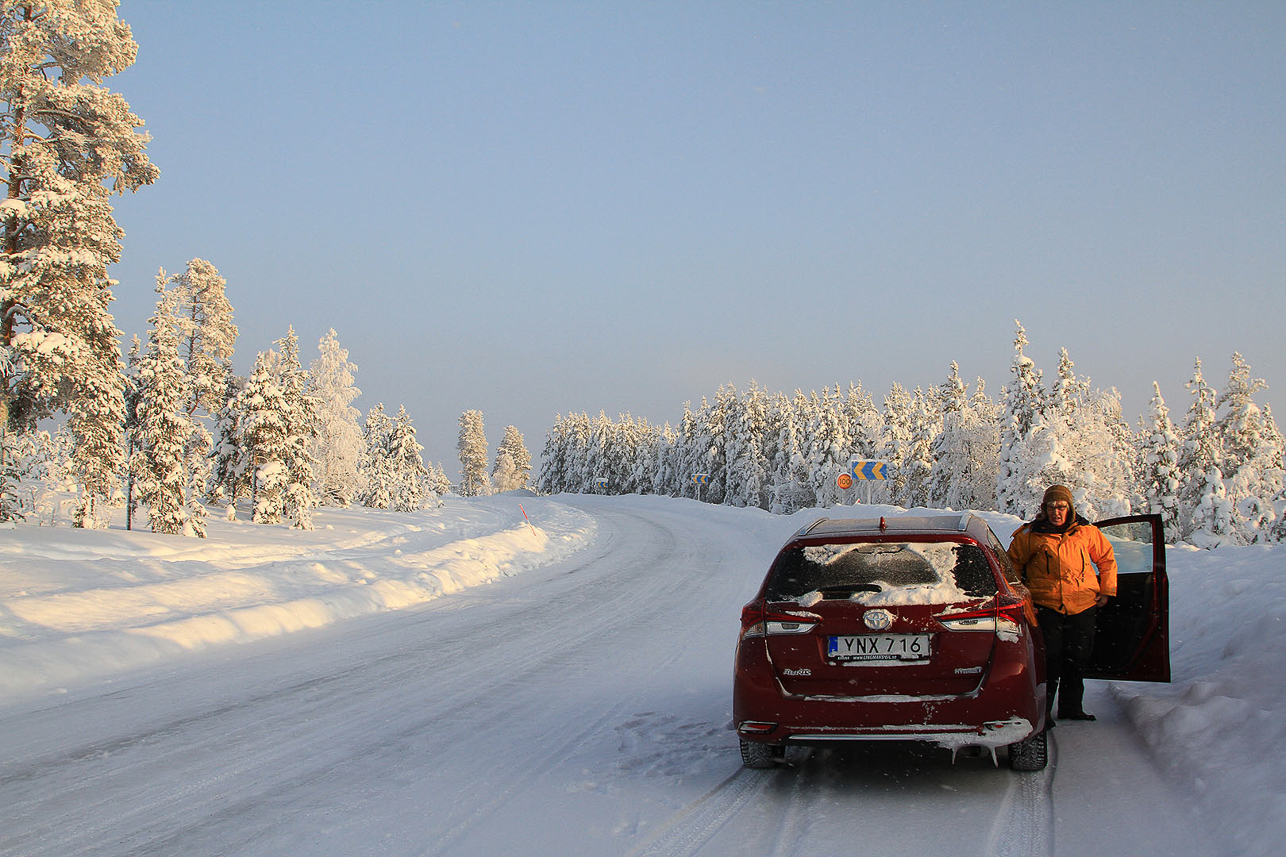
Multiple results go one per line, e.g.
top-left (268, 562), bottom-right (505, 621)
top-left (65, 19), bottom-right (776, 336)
top-left (929, 363), bottom-right (985, 510)
top-left (457, 409), bottom-right (490, 497)
top-left (268, 328), bottom-right (317, 529)
top-left (768, 391), bottom-right (813, 513)
top-left (238, 351), bottom-right (290, 525)
top-left (132, 275), bottom-right (201, 535)
top-left (386, 405), bottom-right (428, 512)
top-left (170, 258), bottom-right (236, 419)
top-left (492, 424), bottom-right (531, 493)
top-left (1138, 382), bottom-right (1182, 542)
top-left (359, 403), bottom-right (394, 509)
top-left (997, 322), bottom-right (1046, 517)
top-left (1177, 359), bottom-right (1226, 544)
top-left (309, 328), bottom-right (363, 507)
top-left (208, 373), bottom-right (249, 511)
top-left (724, 383), bottom-right (770, 509)
top-left (1212, 354), bottom-right (1283, 544)
top-left (879, 383), bottom-right (915, 506)
top-left (1, 0), bottom-right (158, 522)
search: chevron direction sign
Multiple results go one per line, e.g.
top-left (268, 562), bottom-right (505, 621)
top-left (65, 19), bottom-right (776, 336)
top-left (849, 459), bottom-right (889, 481)
top-left (692, 473), bottom-right (710, 485)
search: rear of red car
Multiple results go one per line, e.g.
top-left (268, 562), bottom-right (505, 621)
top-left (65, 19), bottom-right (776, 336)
top-left (733, 515), bottom-right (1048, 769)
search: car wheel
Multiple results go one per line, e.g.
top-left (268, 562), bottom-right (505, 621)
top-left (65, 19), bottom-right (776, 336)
top-left (739, 738), bottom-right (780, 769)
top-left (1008, 728), bottom-right (1048, 771)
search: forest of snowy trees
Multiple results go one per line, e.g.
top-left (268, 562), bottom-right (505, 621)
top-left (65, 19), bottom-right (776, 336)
top-left (1, 5), bottom-right (1281, 550)
top-left (537, 324), bottom-right (1286, 548)
top-left (0, 3), bottom-right (531, 534)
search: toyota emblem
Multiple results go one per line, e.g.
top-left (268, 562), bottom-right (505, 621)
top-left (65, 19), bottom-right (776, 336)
top-left (863, 609), bottom-right (894, 631)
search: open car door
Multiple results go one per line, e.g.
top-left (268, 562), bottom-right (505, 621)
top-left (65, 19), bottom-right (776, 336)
top-left (1083, 514), bottom-right (1171, 682)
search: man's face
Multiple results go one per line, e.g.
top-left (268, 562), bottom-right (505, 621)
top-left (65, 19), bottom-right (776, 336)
top-left (1046, 501), bottom-right (1070, 526)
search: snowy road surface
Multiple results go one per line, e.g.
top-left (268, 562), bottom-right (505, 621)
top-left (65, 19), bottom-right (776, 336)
top-left (1, 496), bottom-right (1224, 856)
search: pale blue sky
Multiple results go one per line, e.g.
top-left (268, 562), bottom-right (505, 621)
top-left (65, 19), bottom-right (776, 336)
top-left (107, 1), bottom-right (1286, 475)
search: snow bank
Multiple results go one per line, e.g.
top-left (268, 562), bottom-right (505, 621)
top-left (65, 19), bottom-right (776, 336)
top-left (1110, 543), bottom-right (1286, 856)
top-left (0, 495), bottom-right (595, 699)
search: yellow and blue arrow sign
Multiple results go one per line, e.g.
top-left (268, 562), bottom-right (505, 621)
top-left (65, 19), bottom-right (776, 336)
top-left (849, 459), bottom-right (888, 481)
top-left (692, 473), bottom-right (710, 485)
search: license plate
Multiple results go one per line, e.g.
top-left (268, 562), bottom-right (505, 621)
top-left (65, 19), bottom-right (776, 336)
top-left (828, 634), bottom-right (932, 662)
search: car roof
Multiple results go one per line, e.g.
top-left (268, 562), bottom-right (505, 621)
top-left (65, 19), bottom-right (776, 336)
top-left (788, 513), bottom-right (989, 543)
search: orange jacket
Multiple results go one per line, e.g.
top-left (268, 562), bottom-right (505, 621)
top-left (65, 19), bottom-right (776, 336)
top-left (1007, 517), bottom-right (1117, 615)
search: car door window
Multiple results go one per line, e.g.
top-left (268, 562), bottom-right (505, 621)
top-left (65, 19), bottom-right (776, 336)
top-left (1085, 514), bottom-right (1171, 683)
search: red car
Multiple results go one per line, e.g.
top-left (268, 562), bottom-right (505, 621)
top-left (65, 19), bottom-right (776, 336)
top-left (733, 512), bottom-right (1169, 771)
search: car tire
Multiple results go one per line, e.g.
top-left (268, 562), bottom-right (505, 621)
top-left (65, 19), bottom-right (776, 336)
top-left (739, 738), bottom-right (780, 769)
top-left (1008, 728), bottom-right (1048, 771)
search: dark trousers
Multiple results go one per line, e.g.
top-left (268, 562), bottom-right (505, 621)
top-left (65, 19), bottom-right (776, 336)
top-left (1037, 605), bottom-right (1098, 717)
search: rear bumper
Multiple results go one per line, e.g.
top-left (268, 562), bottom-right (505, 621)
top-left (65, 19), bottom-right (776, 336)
top-left (733, 639), bottom-right (1047, 749)
top-left (740, 714), bottom-right (1038, 751)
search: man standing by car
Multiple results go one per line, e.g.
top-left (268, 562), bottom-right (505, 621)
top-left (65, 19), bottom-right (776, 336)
top-left (1008, 484), bottom-right (1117, 724)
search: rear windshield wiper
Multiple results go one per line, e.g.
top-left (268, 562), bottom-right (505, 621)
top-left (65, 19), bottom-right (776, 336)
top-left (817, 583), bottom-right (883, 599)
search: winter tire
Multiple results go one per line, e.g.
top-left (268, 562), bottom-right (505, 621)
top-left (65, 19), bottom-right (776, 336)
top-left (739, 738), bottom-right (779, 769)
top-left (1008, 728), bottom-right (1048, 771)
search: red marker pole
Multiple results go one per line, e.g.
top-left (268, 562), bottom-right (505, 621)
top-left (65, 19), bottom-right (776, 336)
top-left (519, 504), bottom-right (537, 537)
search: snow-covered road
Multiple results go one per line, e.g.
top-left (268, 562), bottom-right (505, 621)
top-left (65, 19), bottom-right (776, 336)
top-left (0, 496), bottom-right (1227, 855)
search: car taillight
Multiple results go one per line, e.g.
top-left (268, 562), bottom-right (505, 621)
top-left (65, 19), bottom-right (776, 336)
top-left (740, 602), bottom-right (819, 638)
top-left (937, 595), bottom-right (1026, 632)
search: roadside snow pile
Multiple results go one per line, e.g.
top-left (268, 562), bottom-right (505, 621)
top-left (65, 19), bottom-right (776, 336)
top-left (1111, 542), bottom-right (1286, 857)
top-left (0, 495), bottom-right (595, 699)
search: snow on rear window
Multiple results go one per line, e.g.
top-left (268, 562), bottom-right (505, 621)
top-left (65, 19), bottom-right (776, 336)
top-left (767, 541), bottom-right (995, 605)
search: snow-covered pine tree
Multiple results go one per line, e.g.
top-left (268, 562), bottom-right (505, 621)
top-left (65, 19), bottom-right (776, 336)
top-left (457, 409), bottom-right (491, 497)
top-left (492, 424), bottom-right (531, 493)
top-left (238, 351), bottom-right (290, 524)
top-left (132, 275), bottom-right (198, 535)
top-left (309, 328), bottom-right (364, 507)
top-left (424, 461), bottom-right (452, 500)
top-left (1177, 359), bottom-right (1224, 544)
top-left (928, 363), bottom-right (969, 509)
top-left (1138, 382), bottom-right (1182, 542)
top-left (360, 403), bottom-right (394, 509)
top-left (626, 417), bottom-right (660, 496)
top-left (644, 420), bottom-right (677, 497)
top-left (673, 403), bottom-right (703, 500)
top-left (879, 383), bottom-right (914, 506)
top-left (387, 405), bottom-right (428, 512)
top-left (996, 322), bottom-right (1047, 516)
top-left (700, 389), bottom-right (733, 504)
top-left (842, 382), bottom-right (883, 462)
top-left (1007, 348), bottom-right (1133, 521)
top-left (964, 378), bottom-right (1001, 510)
top-left (0, 424), bottom-right (68, 522)
top-left (768, 391), bottom-right (813, 513)
top-left (536, 414), bottom-right (568, 495)
top-left (805, 387), bottom-right (849, 508)
top-left (1, 1), bottom-right (158, 522)
top-left (901, 386), bottom-right (938, 509)
top-left (724, 383), bottom-right (769, 509)
top-left (268, 328), bottom-right (317, 529)
top-left (170, 258), bottom-right (236, 420)
top-left (208, 373), bottom-right (249, 512)
top-left (1212, 354), bottom-right (1283, 543)
top-left (560, 412), bottom-right (592, 494)
top-left (584, 411), bottom-right (614, 493)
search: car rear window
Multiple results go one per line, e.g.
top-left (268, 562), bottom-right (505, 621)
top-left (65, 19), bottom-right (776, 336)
top-left (765, 540), bottom-right (998, 604)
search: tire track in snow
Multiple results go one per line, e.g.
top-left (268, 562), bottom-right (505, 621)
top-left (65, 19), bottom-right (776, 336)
top-left (622, 769), bottom-right (774, 857)
top-left (984, 734), bottom-right (1056, 857)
